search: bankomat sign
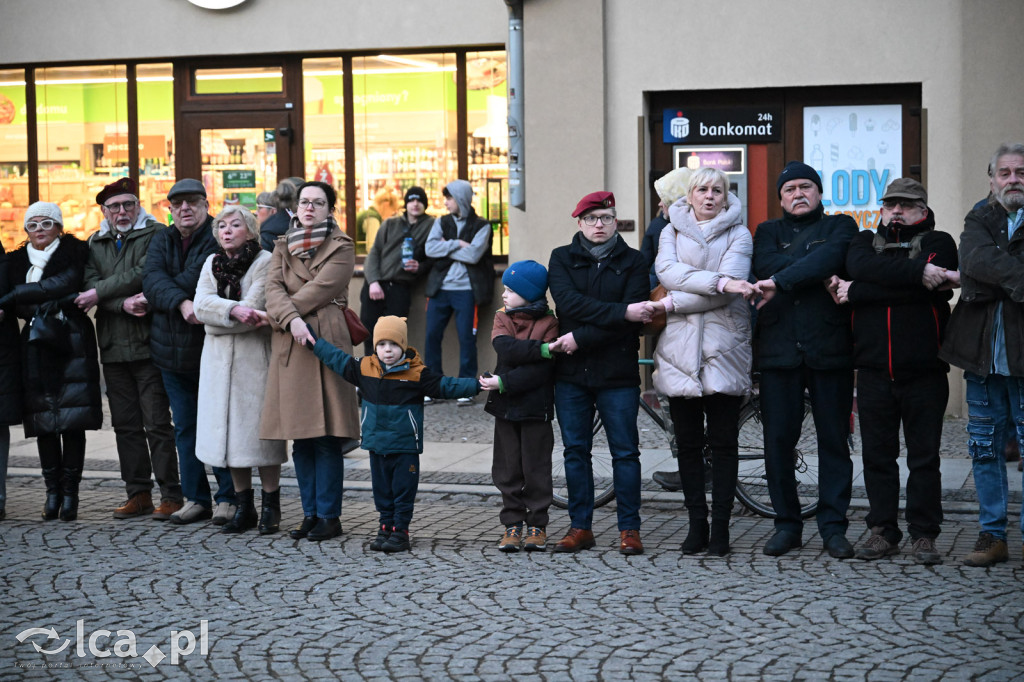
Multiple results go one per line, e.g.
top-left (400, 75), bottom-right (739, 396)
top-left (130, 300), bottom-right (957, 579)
top-left (663, 107), bottom-right (782, 144)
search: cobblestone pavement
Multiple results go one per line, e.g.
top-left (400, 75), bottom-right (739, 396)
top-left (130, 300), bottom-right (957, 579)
top-left (1, 476), bottom-right (1022, 680)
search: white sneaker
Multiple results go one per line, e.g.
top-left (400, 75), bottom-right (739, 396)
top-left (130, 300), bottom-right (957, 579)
top-left (457, 397), bottom-right (474, 406)
top-left (423, 396), bottom-right (434, 405)
top-left (169, 501), bottom-right (212, 525)
top-left (211, 502), bottom-right (236, 526)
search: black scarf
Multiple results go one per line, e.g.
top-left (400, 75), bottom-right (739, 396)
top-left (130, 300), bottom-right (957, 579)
top-left (211, 240), bottom-right (261, 301)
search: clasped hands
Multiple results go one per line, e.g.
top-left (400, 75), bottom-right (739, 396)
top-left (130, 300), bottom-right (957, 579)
top-left (827, 264), bottom-right (961, 305)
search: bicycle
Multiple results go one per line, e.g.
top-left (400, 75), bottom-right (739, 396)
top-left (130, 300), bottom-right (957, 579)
top-left (550, 383), bottom-right (823, 519)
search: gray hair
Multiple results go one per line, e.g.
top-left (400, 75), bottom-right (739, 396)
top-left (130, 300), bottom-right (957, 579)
top-left (990, 142), bottom-right (1024, 176)
top-left (256, 191), bottom-right (275, 208)
top-left (273, 177), bottom-right (304, 211)
top-left (213, 205), bottom-right (260, 244)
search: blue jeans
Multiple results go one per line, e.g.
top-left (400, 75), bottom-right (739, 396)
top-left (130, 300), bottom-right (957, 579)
top-left (160, 370), bottom-right (234, 507)
top-left (425, 289), bottom-right (478, 378)
top-left (370, 452), bottom-right (419, 530)
top-left (965, 372), bottom-right (1024, 540)
top-left (292, 436), bottom-right (345, 519)
top-left (555, 382), bottom-right (641, 531)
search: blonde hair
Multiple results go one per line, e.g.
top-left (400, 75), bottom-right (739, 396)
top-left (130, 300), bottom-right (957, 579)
top-left (213, 205), bottom-right (260, 245)
top-left (687, 167), bottom-right (730, 199)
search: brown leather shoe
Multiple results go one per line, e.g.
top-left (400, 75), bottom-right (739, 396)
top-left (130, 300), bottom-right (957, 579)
top-left (619, 529), bottom-right (644, 555)
top-left (113, 492), bottom-right (155, 519)
top-left (553, 528), bottom-right (596, 553)
top-left (151, 499), bottom-right (183, 521)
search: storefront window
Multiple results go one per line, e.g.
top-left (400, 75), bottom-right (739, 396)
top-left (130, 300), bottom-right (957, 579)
top-left (466, 50), bottom-right (509, 256)
top-left (0, 68), bottom-right (28, 251)
top-left (137, 63), bottom-right (175, 224)
top-left (302, 57), bottom-right (348, 233)
top-left (36, 64), bottom-right (128, 240)
top-left (194, 66), bottom-right (283, 95)
top-left (200, 127), bottom-right (277, 216)
top-left (350, 53), bottom-right (458, 254)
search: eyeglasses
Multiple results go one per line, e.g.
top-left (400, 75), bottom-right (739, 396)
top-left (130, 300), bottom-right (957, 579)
top-left (298, 199), bottom-right (328, 209)
top-left (881, 199), bottom-right (923, 210)
top-left (103, 199), bottom-right (137, 213)
top-left (580, 214), bottom-right (616, 226)
top-left (25, 219), bottom-right (59, 232)
top-left (256, 204), bottom-right (276, 210)
top-left (169, 196), bottom-right (206, 209)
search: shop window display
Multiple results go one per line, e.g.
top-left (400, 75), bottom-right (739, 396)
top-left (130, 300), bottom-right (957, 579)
top-left (136, 63), bottom-right (175, 225)
top-left (302, 57), bottom-right (348, 234)
top-left (466, 50), bottom-right (509, 256)
top-left (0, 69), bottom-right (27, 252)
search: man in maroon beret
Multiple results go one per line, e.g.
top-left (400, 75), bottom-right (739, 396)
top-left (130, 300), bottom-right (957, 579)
top-left (547, 190), bottom-right (654, 555)
top-left (74, 178), bottom-right (183, 521)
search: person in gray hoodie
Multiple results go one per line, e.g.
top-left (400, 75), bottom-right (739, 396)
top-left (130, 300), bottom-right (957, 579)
top-left (423, 180), bottom-right (495, 399)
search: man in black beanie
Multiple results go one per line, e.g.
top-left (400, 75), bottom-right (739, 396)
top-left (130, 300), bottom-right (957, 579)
top-left (751, 161), bottom-right (859, 559)
top-left (359, 186), bottom-right (434, 354)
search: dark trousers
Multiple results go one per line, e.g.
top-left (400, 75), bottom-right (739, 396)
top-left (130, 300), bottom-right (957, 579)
top-left (370, 452), bottom-right (419, 530)
top-left (359, 280), bottom-right (413, 355)
top-left (425, 289), bottom-right (478, 378)
top-left (492, 416), bottom-right (554, 528)
top-left (858, 368), bottom-right (946, 542)
top-left (104, 360), bottom-right (181, 502)
top-left (760, 366), bottom-right (854, 540)
top-left (668, 393), bottom-right (743, 523)
top-left (292, 436), bottom-right (345, 519)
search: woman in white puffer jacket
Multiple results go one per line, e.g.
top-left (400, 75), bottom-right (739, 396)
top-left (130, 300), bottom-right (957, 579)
top-left (652, 166), bottom-right (755, 556)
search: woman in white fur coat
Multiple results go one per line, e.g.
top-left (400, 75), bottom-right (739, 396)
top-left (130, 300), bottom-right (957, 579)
top-left (652, 167), bottom-right (756, 557)
top-left (195, 206), bottom-right (286, 535)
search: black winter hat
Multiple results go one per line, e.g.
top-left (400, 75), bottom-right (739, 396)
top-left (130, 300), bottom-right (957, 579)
top-left (404, 186), bottom-right (428, 208)
top-left (776, 161), bottom-right (823, 197)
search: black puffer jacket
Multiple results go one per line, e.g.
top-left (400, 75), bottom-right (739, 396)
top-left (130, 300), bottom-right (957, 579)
top-left (845, 211), bottom-right (958, 379)
top-left (142, 217), bottom-right (218, 373)
top-left (752, 205), bottom-right (859, 370)
top-left (548, 233), bottom-right (649, 389)
top-left (0, 244), bottom-right (22, 426)
top-left (0, 236), bottom-right (102, 436)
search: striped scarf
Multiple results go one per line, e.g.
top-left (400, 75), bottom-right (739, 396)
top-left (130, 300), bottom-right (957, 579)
top-left (286, 215), bottom-right (336, 259)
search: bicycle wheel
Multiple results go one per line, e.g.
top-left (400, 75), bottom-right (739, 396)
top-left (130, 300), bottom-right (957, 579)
top-left (735, 396), bottom-right (819, 519)
top-left (550, 413), bottom-right (617, 509)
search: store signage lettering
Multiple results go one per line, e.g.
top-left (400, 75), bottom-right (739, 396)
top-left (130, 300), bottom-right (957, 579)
top-left (803, 103), bottom-right (902, 230)
top-left (663, 107), bottom-right (781, 143)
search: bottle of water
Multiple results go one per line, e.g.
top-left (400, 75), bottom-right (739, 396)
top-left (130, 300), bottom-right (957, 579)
top-left (401, 236), bottom-right (414, 267)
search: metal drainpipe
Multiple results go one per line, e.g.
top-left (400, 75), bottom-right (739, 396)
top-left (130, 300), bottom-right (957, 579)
top-left (505, 0), bottom-right (525, 209)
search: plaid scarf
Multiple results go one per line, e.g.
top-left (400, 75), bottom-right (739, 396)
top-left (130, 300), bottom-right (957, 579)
top-left (287, 215), bottom-right (336, 259)
top-left (211, 239), bottom-right (261, 301)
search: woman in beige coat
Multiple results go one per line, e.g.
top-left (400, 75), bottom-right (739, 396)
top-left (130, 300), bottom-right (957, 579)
top-left (261, 181), bottom-right (359, 542)
top-left (652, 167), bottom-right (755, 556)
top-left (195, 206), bottom-right (286, 534)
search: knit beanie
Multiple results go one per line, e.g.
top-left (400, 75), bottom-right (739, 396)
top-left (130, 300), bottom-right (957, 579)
top-left (502, 260), bottom-right (548, 304)
top-left (373, 316), bottom-right (408, 352)
top-left (24, 201), bottom-right (64, 228)
top-left (404, 186), bottom-right (428, 208)
top-left (776, 161), bottom-right (823, 196)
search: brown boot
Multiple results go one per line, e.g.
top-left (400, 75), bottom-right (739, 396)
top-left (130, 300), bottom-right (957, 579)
top-left (151, 498), bottom-right (183, 521)
top-left (113, 492), bottom-right (155, 519)
top-left (553, 528), bottom-right (596, 553)
top-left (962, 532), bottom-right (1009, 567)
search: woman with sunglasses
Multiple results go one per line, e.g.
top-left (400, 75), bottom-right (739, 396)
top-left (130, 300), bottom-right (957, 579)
top-left (261, 181), bottom-right (360, 542)
top-left (0, 203), bottom-right (102, 521)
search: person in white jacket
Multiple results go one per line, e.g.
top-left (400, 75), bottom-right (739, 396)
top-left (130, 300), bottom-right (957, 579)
top-left (652, 167), bottom-right (756, 556)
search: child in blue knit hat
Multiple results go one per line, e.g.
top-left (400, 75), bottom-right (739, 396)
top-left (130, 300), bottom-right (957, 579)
top-left (479, 260), bottom-right (559, 552)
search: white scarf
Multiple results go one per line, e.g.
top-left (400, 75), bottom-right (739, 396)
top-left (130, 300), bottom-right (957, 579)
top-left (26, 236), bottom-right (60, 283)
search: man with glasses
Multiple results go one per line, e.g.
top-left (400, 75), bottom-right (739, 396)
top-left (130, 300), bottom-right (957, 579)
top-left (143, 179), bottom-right (236, 525)
top-left (75, 178), bottom-right (182, 521)
top-left (830, 178), bottom-right (958, 564)
top-left (360, 186), bottom-right (434, 355)
top-left (547, 191), bottom-right (653, 555)
top-left (941, 142), bottom-right (1024, 567)
top-left (424, 180), bottom-right (495, 403)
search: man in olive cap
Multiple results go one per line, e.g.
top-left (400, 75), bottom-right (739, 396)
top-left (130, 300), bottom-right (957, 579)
top-left (831, 177), bottom-right (958, 564)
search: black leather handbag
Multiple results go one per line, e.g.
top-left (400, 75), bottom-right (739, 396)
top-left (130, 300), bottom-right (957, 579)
top-left (26, 300), bottom-right (72, 354)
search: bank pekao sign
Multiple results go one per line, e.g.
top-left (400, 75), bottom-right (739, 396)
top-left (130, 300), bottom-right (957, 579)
top-left (663, 107), bottom-right (782, 144)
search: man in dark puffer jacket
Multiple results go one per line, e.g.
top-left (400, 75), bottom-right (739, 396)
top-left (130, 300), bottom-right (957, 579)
top-left (143, 179), bottom-right (235, 525)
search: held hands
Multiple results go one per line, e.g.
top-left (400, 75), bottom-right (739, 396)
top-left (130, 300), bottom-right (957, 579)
top-left (625, 300), bottom-right (658, 324)
top-left (547, 332), bottom-right (579, 355)
top-left (826, 276), bottom-right (854, 304)
top-left (751, 279), bottom-right (778, 310)
top-left (924, 264), bottom-right (961, 291)
top-left (290, 317), bottom-right (316, 347)
top-left (368, 281), bottom-right (385, 301)
top-left (74, 288), bottom-right (99, 312)
top-left (179, 299), bottom-right (199, 325)
top-left (122, 293), bottom-right (148, 317)
top-left (721, 278), bottom-right (758, 301)
top-left (230, 305), bottom-right (268, 327)
top-left (479, 373), bottom-right (500, 391)
top-left (938, 269), bottom-right (961, 290)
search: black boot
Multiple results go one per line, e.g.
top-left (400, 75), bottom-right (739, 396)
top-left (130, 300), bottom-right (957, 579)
top-left (680, 518), bottom-right (710, 554)
top-left (38, 436), bottom-right (63, 520)
top-left (59, 432), bottom-right (85, 522)
top-left (222, 489), bottom-right (257, 533)
top-left (258, 489), bottom-right (281, 535)
top-left (707, 519), bottom-right (731, 556)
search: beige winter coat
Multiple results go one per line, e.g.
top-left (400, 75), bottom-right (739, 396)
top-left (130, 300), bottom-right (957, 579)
top-left (652, 193), bottom-right (753, 399)
top-left (259, 229), bottom-right (360, 441)
top-left (194, 249), bottom-right (286, 468)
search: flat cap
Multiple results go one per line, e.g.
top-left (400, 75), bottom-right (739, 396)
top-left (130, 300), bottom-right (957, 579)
top-left (167, 178), bottom-right (207, 200)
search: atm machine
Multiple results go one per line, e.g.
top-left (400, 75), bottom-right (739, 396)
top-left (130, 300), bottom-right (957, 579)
top-left (672, 144), bottom-right (748, 227)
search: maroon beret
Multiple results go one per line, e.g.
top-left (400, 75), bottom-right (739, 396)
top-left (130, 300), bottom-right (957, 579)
top-left (572, 191), bottom-right (615, 218)
top-left (96, 177), bottom-right (138, 206)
